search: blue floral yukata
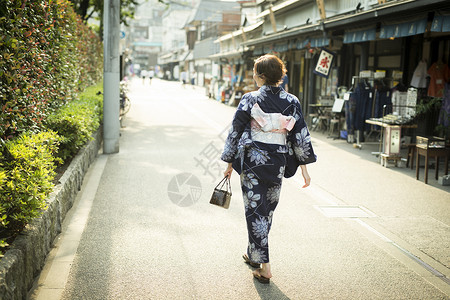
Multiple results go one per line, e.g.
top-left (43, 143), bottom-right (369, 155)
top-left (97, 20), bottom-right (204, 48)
top-left (221, 85), bottom-right (316, 264)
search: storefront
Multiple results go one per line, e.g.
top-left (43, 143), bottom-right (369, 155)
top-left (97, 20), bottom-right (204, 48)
top-left (269, 13), bottom-right (448, 136)
top-left (329, 13), bottom-right (450, 141)
top-left (209, 50), bottom-right (255, 104)
top-left (244, 30), bottom-right (337, 115)
top-left (218, 0), bottom-right (449, 145)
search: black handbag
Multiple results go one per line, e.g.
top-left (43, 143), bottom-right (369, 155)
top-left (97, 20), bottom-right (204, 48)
top-left (209, 176), bottom-right (232, 209)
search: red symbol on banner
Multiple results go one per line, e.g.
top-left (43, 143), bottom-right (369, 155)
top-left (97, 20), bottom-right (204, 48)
top-left (320, 56), bottom-right (329, 68)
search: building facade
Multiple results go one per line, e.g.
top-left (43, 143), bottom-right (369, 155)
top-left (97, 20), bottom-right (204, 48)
top-left (121, 0), bottom-right (165, 77)
top-left (158, 0), bottom-right (241, 86)
top-left (215, 0), bottom-right (450, 138)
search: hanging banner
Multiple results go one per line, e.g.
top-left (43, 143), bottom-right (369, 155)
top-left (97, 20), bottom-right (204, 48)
top-left (274, 43), bottom-right (288, 53)
top-left (343, 28), bottom-right (376, 44)
top-left (296, 37), bottom-right (330, 49)
top-left (431, 15), bottom-right (450, 32)
top-left (313, 48), bottom-right (335, 78)
top-left (379, 18), bottom-right (427, 39)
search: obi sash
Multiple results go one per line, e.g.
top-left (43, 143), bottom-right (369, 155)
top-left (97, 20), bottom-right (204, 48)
top-left (250, 103), bottom-right (296, 145)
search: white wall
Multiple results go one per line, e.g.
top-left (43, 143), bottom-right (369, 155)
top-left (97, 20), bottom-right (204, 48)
top-left (325, 0), bottom-right (379, 15)
top-left (282, 2), bottom-right (318, 29)
top-left (262, 0), bottom-right (381, 34)
top-left (162, 10), bottom-right (191, 53)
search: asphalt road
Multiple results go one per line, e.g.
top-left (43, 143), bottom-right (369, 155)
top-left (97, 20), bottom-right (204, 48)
top-left (30, 78), bottom-right (450, 299)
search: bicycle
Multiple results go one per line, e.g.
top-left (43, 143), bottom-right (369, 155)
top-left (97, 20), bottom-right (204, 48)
top-left (120, 80), bottom-right (131, 116)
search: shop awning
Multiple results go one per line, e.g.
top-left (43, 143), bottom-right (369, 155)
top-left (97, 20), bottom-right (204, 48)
top-left (324, 0), bottom-right (448, 31)
top-left (242, 23), bottom-right (319, 47)
top-left (343, 28), bottom-right (376, 44)
top-left (215, 21), bottom-right (264, 43)
top-left (250, 41), bottom-right (295, 55)
top-left (159, 52), bottom-right (173, 60)
top-left (182, 51), bottom-right (193, 61)
top-left (274, 43), bottom-right (289, 52)
top-left (253, 47), bottom-right (264, 55)
top-left (296, 37), bottom-right (329, 49)
top-left (209, 48), bottom-right (249, 60)
top-left (241, 0), bottom-right (449, 48)
top-left (431, 15), bottom-right (450, 32)
top-left (379, 18), bottom-right (427, 39)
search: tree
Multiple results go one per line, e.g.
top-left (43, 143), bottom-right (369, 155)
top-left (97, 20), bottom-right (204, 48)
top-left (69, 0), bottom-right (140, 38)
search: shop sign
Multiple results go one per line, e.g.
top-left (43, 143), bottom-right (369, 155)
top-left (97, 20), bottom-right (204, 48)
top-left (313, 48), bottom-right (335, 78)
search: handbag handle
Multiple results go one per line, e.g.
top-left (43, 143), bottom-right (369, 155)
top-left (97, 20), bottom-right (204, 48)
top-left (215, 176), bottom-right (232, 193)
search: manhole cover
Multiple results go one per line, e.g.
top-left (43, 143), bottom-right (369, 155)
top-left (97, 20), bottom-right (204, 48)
top-left (314, 206), bottom-right (376, 218)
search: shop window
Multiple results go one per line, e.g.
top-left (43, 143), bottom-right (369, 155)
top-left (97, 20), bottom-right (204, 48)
top-left (354, 56), bottom-right (360, 77)
top-left (368, 56), bottom-right (374, 68)
top-left (369, 41), bottom-right (376, 55)
top-left (376, 39), bottom-right (402, 55)
top-left (378, 55), bottom-right (401, 69)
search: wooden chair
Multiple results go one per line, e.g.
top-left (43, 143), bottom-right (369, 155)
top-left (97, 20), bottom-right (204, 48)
top-left (328, 118), bottom-right (340, 136)
top-left (318, 114), bottom-right (330, 132)
top-left (308, 113), bottom-right (318, 130)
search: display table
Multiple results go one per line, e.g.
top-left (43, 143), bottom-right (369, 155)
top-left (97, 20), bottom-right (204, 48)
top-left (364, 119), bottom-right (418, 129)
top-left (309, 104), bottom-right (333, 115)
top-left (415, 136), bottom-right (449, 184)
top-left (365, 119), bottom-right (417, 165)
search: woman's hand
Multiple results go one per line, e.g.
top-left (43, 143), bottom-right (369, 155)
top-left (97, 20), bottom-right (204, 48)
top-left (300, 165), bottom-right (311, 188)
top-left (224, 163), bottom-right (233, 179)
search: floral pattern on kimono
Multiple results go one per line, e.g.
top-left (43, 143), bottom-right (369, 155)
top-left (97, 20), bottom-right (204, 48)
top-left (221, 85), bottom-right (316, 263)
top-left (221, 85), bottom-right (316, 176)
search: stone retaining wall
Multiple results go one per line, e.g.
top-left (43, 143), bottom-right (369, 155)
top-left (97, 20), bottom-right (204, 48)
top-left (0, 129), bottom-right (102, 300)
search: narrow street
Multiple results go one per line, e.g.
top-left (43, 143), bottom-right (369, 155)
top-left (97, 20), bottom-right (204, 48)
top-left (30, 78), bottom-right (449, 299)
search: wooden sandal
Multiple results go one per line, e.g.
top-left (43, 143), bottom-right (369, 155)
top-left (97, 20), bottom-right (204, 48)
top-left (253, 269), bottom-right (270, 284)
top-left (243, 254), bottom-right (260, 268)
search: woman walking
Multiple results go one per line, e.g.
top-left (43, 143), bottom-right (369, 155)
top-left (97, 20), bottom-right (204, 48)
top-left (221, 55), bottom-right (316, 283)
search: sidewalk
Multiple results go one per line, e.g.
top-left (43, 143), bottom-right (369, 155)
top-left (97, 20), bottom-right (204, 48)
top-left (30, 78), bottom-right (449, 299)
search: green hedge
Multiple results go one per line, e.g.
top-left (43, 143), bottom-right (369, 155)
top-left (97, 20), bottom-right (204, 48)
top-left (0, 0), bottom-right (103, 254)
top-left (0, 131), bottom-right (60, 247)
top-left (0, 82), bottom-right (103, 254)
top-left (46, 82), bottom-right (103, 162)
top-left (0, 0), bottom-right (103, 141)
top-left (0, 0), bottom-right (104, 257)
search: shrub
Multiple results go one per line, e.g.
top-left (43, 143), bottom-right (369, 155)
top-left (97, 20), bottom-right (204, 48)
top-left (0, 80), bottom-right (102, 255)
top-left (0, 0), bottom-right (103, 141)
top-left (45, 81), bottom-right (103, 162)
top-left (0, 0), bottom-right (103, 256)
top-left (0, 131), bottom-right (61, 250)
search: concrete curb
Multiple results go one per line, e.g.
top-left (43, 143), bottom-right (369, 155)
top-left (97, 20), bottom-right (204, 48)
top-left (0, 129), bottom-right (102, 300)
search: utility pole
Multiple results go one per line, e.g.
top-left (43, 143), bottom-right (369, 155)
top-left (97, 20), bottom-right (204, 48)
top-left (103, 0), bottom-right (120, 154)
